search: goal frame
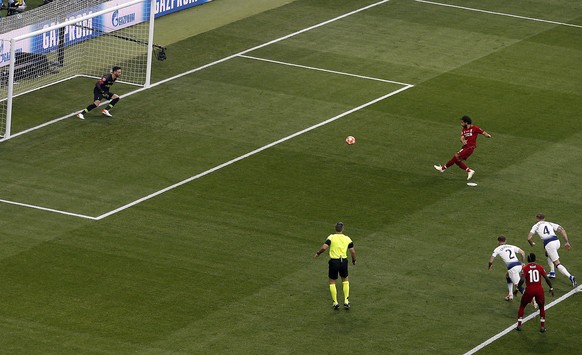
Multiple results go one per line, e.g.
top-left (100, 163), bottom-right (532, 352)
top-left (4, 0), bottom-right (155, 139)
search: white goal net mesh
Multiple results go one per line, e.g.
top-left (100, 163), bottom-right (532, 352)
top-left (0, 0), bottom-right (153, 138)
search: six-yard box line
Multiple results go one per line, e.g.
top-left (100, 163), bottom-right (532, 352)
top-left (0, 0), bottom-right (413, 220)
top-left (4, 0), bottom-right (582, 219)
top-left (4, 0), bottom-right (581, 219)
top-left (0, 1), bottom-right (579, 353)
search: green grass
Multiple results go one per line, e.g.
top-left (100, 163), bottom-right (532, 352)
top-left (0, 0), bottom-right (581, 353)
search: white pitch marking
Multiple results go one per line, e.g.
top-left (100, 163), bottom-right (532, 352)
top-left (464, 285), bottom-right (582, 355)
top-left (0, 198), bottom-right (98, 220)
top-left (0, 0), bottom-right (399, 219)
top-left (94, 84), bottom-right (413, 220)
top-left (144, 0), bottom-right (393, 89)
top-left (1, 0), bottom-right (393, 143)
top-left (415, 0), bottom-right (582, 29)
top-left (238, 54), bottom-right (413, 86)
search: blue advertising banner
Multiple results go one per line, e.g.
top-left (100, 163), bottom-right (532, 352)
top-left (31, 2), bottom-right (150, 55)
top-left (0, 0), bottom-right (213, 65)
top-left (154, 0), bottom-right (212, 17)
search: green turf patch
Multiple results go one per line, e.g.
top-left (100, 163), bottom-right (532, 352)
top-left (1, 0), bottom-right (581, 353)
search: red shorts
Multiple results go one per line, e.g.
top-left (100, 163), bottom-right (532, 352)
top-left (521, 288), bottom-right (545, 305)
top-left (456, 146), bottom-right (475, 160)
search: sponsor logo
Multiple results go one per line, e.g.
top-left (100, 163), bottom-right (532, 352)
top-left (0, 41), bottom-right (23, 64)
top-left (41, 14), bottom-right (94, 50)
top-left (112, 9), bottom-right (136, 27)
top-left (155, 0), bottom-right (208, 15)
top-left (156, 0), bottom-right (175, 14)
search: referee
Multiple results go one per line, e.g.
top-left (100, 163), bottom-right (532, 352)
top-left (314, 222), bottom-right (357, 310)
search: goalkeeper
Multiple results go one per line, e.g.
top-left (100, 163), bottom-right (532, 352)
top-left (76, 66), bottom-right (122, 119)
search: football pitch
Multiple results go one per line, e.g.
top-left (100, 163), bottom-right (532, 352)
top-left (1, 0), bottom-right (581, 353)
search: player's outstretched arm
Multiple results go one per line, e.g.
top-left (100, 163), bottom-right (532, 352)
top-left (518, 249), bottom-right (526, 263)
top-left (527, 233), bottom-right (536, 246)
top-left (543, 275), bottom-right (554, 296)
top-left (513, 277), bottom-right (525, 296)
top-left (517, 278), bottom-right (525, 289)
top-left (558, 226), bottom-right (572, 250)
top-left (488, 255), bottom-right (495, 270)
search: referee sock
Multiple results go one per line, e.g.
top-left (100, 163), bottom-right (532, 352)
top-left (329, 284), bottom-right (338, 304)
top-left (557, 264), bottom-right (571, 278)
top-left (342, 281), bottom-right (350, 304)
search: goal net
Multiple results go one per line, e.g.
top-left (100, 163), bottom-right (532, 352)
top-left (0, 0), bottom-right (155, 139)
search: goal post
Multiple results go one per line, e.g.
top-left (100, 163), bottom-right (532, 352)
top-left (1, 0), bottom-right (155, 139)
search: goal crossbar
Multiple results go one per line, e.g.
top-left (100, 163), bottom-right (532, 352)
top-left (12, 0), bottom-right (146, 42)
top-left (3, 0), bottom-right (155, 139)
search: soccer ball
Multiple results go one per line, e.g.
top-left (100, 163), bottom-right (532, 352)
top-left (345, 136), bottom-right (356, 145)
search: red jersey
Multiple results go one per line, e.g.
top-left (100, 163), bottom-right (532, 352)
top-left (522, 262), bottom-right (547, 292)
top-left (461, 125), bottom-right (484, 148)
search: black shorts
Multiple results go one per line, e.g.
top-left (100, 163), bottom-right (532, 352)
top-left (93, 87), bottom-right (113, 101)
top-left (328, 258), bottom-right (349, 280)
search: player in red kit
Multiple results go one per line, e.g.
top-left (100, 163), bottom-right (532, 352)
top-left (434, 115), bottom-right (492, 180)
top-left (515, 253), bottom-right (554, 333)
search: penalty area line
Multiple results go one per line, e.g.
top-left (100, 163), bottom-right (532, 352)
top-left (237, 54), bottom-right (413, 86)
top-left (1, 0), bottom-right (392, 142)
top-left (94, 84), bottom-right (413, 220)
top-left (463, 285), bottom-right (582, 355)
top-left (0, 198), bottom-right (98, 220)
top-left (0, 0), bottom-right (402, 218)
top-left (415, 0), bottom-right (582, 29)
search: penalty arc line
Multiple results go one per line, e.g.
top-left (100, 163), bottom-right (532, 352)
top-left (94, 85), bottom-right (413, 220)
top-left (464, 285), bottom-right (582, 355)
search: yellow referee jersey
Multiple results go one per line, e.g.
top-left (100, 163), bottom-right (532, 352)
top-left (325, 233), bottom-right (353, 259)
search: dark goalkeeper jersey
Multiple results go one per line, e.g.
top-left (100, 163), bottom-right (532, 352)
top-left (96, 73), bottom-right (117, 93)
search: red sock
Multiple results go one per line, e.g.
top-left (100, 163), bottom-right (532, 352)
top-left (517, 304), bottom-right (525, 326)
top-left (540, 305), bottom-right (545, 327)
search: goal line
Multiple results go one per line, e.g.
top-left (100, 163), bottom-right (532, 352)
top-left (0, 0), bottom-right (401, 219)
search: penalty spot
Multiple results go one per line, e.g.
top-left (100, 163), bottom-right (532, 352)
top-left (467, 182), bottom-right (478, 187)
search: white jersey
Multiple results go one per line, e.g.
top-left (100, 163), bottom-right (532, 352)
top-left (491, 244), bottom-right (522, 269)
top-left (530, 221), bottom-right (561, 241)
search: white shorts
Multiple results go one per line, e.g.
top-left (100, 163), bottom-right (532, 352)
top-left (544, 239), bottom-right (561, 262)
top-left (508, 264), bottom-right (522, 284)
